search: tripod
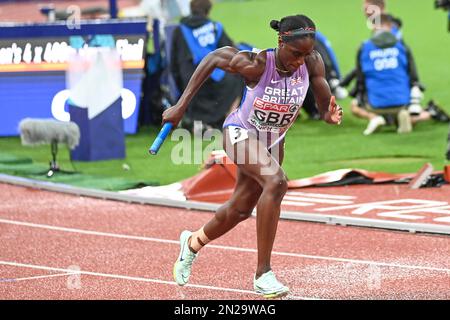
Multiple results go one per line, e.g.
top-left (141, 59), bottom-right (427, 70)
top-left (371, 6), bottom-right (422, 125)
top-left (47, 140), bottom-right (77, 178)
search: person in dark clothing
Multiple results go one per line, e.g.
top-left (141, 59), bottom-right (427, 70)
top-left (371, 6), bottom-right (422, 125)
top-left (351, 14), bottom-right (442, 135)
top-left (342, 0), bottom-right (423, 109)
top-left (170, 0), bottom-right (243, 132)
top-left (344, 0), bottom-right (449, 133)
top-left (302, 31), bottom-right (348, 120)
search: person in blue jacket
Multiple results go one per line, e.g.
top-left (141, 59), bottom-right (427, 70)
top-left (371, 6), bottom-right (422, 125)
top-left (351, 13), bottom-right (426, 135)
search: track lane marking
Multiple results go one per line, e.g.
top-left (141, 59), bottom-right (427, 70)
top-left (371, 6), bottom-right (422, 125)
top-left (1, 218), bottom-right (449, 273)
top-left (0, 260), bottom-right (316, 300)
top-left (0, 272), bottom-right (75, 283)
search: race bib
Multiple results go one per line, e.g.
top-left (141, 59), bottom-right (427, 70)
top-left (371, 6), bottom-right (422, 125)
top-left (228, 126), bottom-right (249, 145)
top-left (247, 97), bottom-right (300, 133)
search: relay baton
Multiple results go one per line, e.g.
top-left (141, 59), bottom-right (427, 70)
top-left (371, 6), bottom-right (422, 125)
top-left (149, 122), bottom-right (173, 155)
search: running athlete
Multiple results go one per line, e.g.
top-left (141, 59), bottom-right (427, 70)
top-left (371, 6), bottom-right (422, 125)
top-left (164, 14), bottom-right (343, 298)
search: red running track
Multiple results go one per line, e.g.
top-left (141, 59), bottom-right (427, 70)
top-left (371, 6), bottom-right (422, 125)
top-left (0, 183), bottom-right (449, 299)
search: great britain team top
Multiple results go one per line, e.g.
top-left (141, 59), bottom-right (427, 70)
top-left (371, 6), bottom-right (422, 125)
top-left (223, 48), bottom-right (310, 149)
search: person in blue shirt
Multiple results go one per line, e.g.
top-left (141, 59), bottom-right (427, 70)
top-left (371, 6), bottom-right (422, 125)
top-left (348, 5), bottom-right (449, 135)
top-left (351, 13), bottom-right (427, 135)
top-left (341, 0), bottom-right (421, 98)
top-left (344, 0), bottom-right (436, 132)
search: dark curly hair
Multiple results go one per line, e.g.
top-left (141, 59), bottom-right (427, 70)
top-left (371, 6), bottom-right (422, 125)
top-left (270, 15), bottom-right (316, 42)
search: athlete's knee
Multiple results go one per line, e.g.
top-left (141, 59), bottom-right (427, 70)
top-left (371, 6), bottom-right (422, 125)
top-left (234, 207), bottom-right (254, 222)
top-left (227, 204), bottom-right (254, 222)
top-left (263, 174), bottom-right (288, 200)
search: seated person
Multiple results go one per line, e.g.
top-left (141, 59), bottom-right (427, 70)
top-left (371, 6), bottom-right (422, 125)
top-left (351, 14), bottom-right (425, 135)
top-left (346, 0), bottom-right (449, 126)
top-left (302, 30), bottom-right (348, 120)
top-left (342, 0), bottom-right (429, 120)
top-left (170, 0), bottom-right (243, 132)
top-left (349, 4), bottom-right (449, 133)
top-left (364, 0), bottom-right (421, 91)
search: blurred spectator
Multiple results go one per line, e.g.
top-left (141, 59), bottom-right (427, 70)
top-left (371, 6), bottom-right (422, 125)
top-left (352, 14), bottom-right (427, 135)
top-left (119, 0), bottom-right (191, 35)
top-left (119, 0), bottom-right (191, 128)
top-left (343, 0), bottom-right (425, 116)
top-left (362, 0), bottom-right (423, 93)
top-left (302, 30), bottom-right (348, 120)
top-left (170, 0), bottom-right (243, 131)
top-left (345, 1), bottom-right (449, 134)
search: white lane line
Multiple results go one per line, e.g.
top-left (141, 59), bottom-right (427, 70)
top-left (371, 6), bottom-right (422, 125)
top-left (283, 196), bottom-right (353, 205)
top-left (286, 192), bottom-right (356, 200)
top-left (315, 199), bottom-right (448, 213)
top-left (0, 218), bottom-right (178, 245)
top-left (0, 218), bottom-right (449, 273)
top-left (0, 272), bottom-right (75, 283)
top-left (281, 201), bottom-right (314, 207)
top-left (0, 260), bottom-right (317, 299)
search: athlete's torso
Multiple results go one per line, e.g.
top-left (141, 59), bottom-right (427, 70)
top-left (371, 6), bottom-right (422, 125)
top-left (223, 49), bottom-right (309, 148)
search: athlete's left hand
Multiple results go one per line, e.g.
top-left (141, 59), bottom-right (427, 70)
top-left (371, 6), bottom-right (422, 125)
top-left (325, 95), bottom-right (343, 125)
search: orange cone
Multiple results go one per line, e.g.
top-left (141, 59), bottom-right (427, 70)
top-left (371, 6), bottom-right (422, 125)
top-left (444, 165), bottom-right (450, 183)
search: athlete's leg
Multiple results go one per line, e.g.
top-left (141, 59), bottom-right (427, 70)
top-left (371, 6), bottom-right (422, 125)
top-left (175, 128), bottom-right (287, 293)
top-left (222, 128), bottom-right (288, 278)
top-left (187, 128), bottom-right (265, 252)
top-left (219, 128), bottom-right (289, 297)
top-left (202, 169), bottom-right (263, 240)
top-left (173, 145), bottom-right (263, 286)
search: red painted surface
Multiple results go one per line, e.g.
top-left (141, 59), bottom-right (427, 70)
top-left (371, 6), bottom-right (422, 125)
top-left (0, 183), bottom-right (449, 299)
top-left (182, 160), bottom-right (237, 204)
top-left (180, 156), bottom-right (450, 228)
top-left (282, 184), bottom-right (450, 226)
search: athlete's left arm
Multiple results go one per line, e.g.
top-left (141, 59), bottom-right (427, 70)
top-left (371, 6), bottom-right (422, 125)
top-left (306, 51), bottom-right (343, 125)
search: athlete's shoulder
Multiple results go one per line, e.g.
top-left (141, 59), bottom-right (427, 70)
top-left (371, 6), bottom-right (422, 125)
top-left (305, 50), bottom-right (324, 75)
top-left (234, 48), bottom-right (269, 65)
top-left (305, 50), bottom-right (322, 64)
top-left (229, 48), bottom-right (269, 83)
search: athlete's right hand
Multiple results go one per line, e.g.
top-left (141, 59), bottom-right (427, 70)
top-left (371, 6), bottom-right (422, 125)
top-left (162, 104), bottom-right (184, 127)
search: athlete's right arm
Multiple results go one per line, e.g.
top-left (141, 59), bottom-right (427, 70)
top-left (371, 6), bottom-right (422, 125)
top-left (162, 46), bottom-right (264, 126)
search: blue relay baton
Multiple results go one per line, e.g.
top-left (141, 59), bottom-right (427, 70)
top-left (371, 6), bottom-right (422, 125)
top-left (149, 122), bottom-right (173, 155)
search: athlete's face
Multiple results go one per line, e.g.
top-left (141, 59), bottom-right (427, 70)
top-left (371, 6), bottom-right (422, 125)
top-left (278, 37), bottom-right (315, 72)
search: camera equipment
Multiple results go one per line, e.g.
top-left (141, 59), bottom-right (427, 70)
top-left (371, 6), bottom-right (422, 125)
top-left (435, 0), bottom-right (450, 31)
top-left (435, 0), bottom-right (450, 10)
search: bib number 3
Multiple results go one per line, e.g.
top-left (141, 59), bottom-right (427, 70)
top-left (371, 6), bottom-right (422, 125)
top-left (228, 126), bottom-right (249, 145)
